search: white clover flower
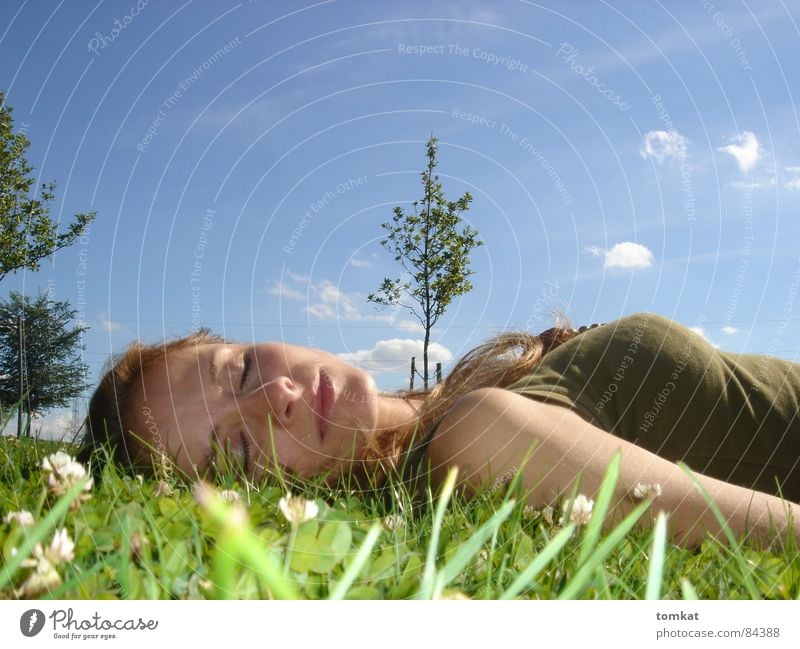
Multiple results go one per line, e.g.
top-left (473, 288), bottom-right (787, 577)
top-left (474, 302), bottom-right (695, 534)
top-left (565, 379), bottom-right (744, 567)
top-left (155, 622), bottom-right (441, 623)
top-left (41, 451), bottom-right (73, 475)
top-left (16, 558), bottom-right (61, 598)
top-left (278, 492), bottom-right (318, 526)
top-left (522, 504), bottom-right (555, 525)
top-left (218, 489), bottom-right (240, 503)
top-left (44, 528), bottom-right (75, 565)
top-left (4, 510), bottom-right (34, 526)
top-left (41, 452), bottom-right (93, 504)
top-left (383, 514), bottom-right (405, 531)
top-left (14, 529), bottom-right (75, 599)
top-left (633, 482), bottom-right (663, 500)
top-left (558, 494), bottom-right (594, 526)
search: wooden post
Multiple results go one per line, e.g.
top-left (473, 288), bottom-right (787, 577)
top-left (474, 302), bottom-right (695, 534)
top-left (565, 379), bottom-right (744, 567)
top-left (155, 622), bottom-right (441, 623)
top-left (436, 362), bottom-right (442, 384)
top-left (410, 356), bottom-right (416, 390)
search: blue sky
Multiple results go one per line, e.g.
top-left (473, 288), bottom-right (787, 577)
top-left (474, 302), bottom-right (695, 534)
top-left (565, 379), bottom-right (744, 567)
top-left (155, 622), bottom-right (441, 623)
top-left (2, 0), bottom-right (800, 437)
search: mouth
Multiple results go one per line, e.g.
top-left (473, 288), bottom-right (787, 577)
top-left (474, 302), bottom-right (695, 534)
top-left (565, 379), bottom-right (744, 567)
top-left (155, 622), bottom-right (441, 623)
top-left (315, 369), bottom-right (335, 443)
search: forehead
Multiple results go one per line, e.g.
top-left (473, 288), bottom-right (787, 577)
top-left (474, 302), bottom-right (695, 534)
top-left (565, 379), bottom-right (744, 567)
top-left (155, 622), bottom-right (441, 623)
top-left (143, 343), bottom-right (217, 389)
top-left (130, 343), bottom-right (220, 454)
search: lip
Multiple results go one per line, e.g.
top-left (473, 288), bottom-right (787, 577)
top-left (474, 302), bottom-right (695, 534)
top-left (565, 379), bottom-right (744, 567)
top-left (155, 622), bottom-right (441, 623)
top-left (315, 370), bottom-right (335, 442)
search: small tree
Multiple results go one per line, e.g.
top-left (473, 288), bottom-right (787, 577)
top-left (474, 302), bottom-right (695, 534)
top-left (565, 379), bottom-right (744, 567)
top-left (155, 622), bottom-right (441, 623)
top-left (0, 291), bottom-right (89, 437)
top-left (368, 134), bottom-right (483, 389)
top-left (0, 90), bottom-right (95, 283)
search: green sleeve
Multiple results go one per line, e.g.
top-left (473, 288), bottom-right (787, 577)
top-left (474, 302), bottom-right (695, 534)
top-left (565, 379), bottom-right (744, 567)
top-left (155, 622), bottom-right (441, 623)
top-left (505, 312), bottom-right (800, 501)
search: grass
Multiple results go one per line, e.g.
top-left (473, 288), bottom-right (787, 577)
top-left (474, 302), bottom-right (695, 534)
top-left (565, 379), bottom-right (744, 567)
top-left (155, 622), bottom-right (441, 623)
top-left (1, 434), bottom-right (799, 600)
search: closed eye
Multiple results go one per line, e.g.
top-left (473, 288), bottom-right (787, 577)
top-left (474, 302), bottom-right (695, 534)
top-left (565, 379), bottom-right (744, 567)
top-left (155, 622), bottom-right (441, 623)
top-left (240, 348), bottom-right (251, 391)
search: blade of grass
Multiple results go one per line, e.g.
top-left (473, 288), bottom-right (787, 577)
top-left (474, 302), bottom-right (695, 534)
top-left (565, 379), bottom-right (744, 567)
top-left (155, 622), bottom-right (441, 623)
top-left (416, 466), bottom-right (459, 600)
top-left (196, 483), bottom-right (300, 600)
top-left (681, 578), bottom-right (699, 599)
top-left (678, 462), bottom-right (760, 599)
top-left (210, 530), bottom-right (239, 600)
top-left (501, 523), bottom-right (576, 599)
top-left (435, 499), bottom-right (516, 595)
top-left (645, 511), bottom-right (668, 600)
top-left (558, 499), bottom-right (651, 599)
top-left (328, 524), bottom-right (382, 600)
top-left (0, 475), bottom-right (89, 592)
top-left (577, 452), bottom-right (621, 568)
top-left (117, 513), bottom-right (132, 599)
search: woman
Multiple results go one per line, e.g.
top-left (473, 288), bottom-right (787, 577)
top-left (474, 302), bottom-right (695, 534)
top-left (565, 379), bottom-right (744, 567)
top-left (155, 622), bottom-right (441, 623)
top-left (77, 312), bottom-right (800, 549)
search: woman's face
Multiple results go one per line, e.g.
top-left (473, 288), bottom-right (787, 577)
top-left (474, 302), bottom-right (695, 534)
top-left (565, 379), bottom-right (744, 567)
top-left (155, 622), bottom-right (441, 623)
top-left (129, 341), bottom-right (380, 482)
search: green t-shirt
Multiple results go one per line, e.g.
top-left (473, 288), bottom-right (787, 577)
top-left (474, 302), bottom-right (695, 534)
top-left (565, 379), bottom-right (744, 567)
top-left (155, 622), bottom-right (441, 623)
top-left (505, 312), bottom-right (800, 501)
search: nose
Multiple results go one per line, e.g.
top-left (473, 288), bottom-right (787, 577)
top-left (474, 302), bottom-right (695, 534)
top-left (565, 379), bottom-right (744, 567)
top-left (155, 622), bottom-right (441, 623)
top-left (240, 375), bottom-right (300, 431)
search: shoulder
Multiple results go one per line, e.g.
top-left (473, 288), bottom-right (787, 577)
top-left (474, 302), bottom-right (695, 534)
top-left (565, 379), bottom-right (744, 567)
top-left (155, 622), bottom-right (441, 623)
top-left (426, 386), bottom-right (568, 459)
top-left (424, 386), bottom-right (605, 491)
top-left (423, 387), bottom-right (520, 489)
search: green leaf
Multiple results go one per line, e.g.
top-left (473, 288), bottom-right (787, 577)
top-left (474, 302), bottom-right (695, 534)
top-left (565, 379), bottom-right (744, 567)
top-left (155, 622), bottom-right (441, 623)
top-left (328, 524), bottom-right (381, 600)
top-left (289, 529), bottom-right (319, 574)
top-left (318, 521), bottom-right (351, 559)
top-left (513, 533), bottom-right (536, 570)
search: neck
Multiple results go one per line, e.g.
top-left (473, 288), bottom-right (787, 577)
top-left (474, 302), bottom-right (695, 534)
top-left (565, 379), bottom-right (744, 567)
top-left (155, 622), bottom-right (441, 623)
top-left (376, 393), bottom-right (424, 431)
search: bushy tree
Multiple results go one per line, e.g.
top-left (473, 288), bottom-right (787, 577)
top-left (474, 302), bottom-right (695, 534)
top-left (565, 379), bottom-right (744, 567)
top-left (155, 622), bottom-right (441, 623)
top-left (0, 90), bottom-right (95, 283)
top-left (0, 291), bottom-right (89, 437)
top-left (368, 134), bottom-right (483, 389)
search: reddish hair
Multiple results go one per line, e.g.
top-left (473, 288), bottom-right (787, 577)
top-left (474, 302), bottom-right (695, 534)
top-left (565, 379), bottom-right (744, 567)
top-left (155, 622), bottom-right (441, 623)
top-left (76, 328), bottom-right (223, 479)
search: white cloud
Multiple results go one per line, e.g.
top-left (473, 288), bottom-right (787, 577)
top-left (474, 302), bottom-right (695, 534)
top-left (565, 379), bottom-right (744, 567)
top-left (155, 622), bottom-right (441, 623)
top-left (2, 409), bottom-right (75, 441)
top-left (783, 166), bottom-right (800, 190)
top-left (267, 280), bottom-right (304, 300)
top-left (306, 303), bottom-right (337, 319)
top-left (584, 245), bottom-right (605, 257)
top-left (337, 338), bottom-right (453, 374)
top-left (285, 269), bottom-right (310, 284)
top-left (303, 279), bottom-right (397, 323)
top-left (603, 242), bottom-right (654, 269)
top-left (640, 130), bottom-right (688, 163)
top-left (350, 254), bottom-right (374, 268)
top-left (98, 312), bottom-right (120, 332)
top-left (396, 320), bottom-right (425, 333)
top-left (722, 325), bottom-right (738, 335)
top-left (718, 131), bottom-right (761, 172)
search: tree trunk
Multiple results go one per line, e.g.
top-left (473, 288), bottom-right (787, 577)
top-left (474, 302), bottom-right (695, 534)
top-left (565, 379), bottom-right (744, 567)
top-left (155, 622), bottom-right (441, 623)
top-left (422, 320), bottom-right (431, 390)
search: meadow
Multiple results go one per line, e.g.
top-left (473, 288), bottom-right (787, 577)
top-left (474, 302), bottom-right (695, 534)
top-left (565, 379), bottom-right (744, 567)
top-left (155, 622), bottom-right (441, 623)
top-left (1, 434), bottom-right (798, 600)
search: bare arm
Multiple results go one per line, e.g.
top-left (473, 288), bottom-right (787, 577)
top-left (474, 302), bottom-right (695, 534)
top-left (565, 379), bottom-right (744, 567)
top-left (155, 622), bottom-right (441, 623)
top-left (426, 387), bottom-right (800, 549)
